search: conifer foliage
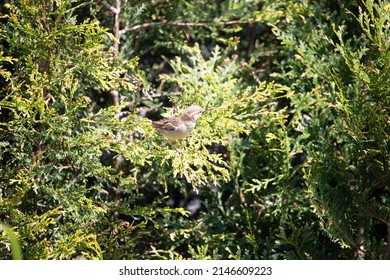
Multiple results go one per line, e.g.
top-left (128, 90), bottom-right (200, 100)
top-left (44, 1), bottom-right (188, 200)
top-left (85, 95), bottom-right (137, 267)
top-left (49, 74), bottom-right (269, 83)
top-left (0, 0), bottom-right (389, 259)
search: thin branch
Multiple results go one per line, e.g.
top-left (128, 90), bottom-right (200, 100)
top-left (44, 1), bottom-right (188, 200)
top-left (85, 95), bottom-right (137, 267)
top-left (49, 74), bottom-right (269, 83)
top-left (119, 22), bottom-right (164, 34)
top-left (103, 0), bottom-right (121, 105)
top-left (112, 0), bottom-right (121, 57)
top-left (359, 204), bottom-right (389, 225)
top-left (360, 206), bottom-right (390, 259)
top-left (0, 128), bottom-right (17, 135)
top-left (101, 0), bottom-right (119, 14)
top-left (332, 218), bottom-right (374, 259)
top-left (320, 199), bottom-right (374, 259)
top-left (119, 20), bottom-right (244, 35)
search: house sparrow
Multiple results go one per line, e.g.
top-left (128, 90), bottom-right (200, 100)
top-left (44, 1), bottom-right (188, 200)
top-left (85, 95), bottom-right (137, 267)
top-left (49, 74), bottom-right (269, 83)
top-left (152, 105), bottom-right (205, 140)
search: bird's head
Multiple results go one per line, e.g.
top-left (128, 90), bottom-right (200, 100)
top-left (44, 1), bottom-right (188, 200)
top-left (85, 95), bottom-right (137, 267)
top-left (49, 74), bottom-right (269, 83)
top-left (184, 105), bottom-right (205, 121)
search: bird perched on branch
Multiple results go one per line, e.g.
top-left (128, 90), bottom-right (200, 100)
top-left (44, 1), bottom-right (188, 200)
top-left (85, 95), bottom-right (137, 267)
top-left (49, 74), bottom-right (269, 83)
top-left (152, 105), bottom-right (205, 140)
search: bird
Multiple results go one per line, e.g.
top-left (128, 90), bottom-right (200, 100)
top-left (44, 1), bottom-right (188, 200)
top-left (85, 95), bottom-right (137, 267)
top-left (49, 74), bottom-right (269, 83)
top-left (152, 105), bottom-right (205, 140)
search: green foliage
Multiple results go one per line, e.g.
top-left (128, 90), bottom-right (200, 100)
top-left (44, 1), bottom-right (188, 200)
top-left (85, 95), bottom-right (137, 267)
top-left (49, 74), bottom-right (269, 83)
top-left (0, 223), bottom-right (22, 260)
top-left (305, 0), bottom-right (390, 259)
top-left (1, 0), bottom-right (389, 260)
top-left (0, 0), bottom-right (157, 259)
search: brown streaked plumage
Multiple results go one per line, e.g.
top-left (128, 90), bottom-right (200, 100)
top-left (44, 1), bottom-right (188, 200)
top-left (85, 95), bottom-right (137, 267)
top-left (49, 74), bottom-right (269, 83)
top-left (152, 105), bottom-right (205, 140)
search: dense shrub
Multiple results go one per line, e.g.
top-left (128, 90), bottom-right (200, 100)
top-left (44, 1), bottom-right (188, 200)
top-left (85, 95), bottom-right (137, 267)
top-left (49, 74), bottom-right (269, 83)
top-left (1, 0), bottom-right (389, 259)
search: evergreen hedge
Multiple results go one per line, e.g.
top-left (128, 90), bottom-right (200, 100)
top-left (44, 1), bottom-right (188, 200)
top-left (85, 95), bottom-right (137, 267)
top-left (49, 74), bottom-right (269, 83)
top-left (0, 0), bottom-right (389, 259)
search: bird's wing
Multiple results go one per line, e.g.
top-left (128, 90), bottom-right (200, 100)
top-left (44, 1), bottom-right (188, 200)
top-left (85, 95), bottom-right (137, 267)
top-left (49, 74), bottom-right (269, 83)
top-left (152, 117), bottom-right (181, 131)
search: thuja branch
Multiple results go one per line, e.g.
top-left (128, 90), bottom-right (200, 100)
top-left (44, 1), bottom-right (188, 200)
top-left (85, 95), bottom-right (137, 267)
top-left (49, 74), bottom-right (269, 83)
top-left (119, 20), bottom-right (246, 35)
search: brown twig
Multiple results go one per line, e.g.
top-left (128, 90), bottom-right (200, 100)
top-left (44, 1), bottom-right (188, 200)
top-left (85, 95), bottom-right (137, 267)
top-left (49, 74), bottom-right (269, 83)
top-left (119, 20), bottom-right (245, 35)
top-left (101, 0), bottom-right (119, 14)
top-left (332, 218), bottom-right (374, 259)
top-left (112, 0), bottom-right (121, 57)
top-left (362, 208), bottom-right (390, 259)
top-left (0, 128), bottom-right (17, 135)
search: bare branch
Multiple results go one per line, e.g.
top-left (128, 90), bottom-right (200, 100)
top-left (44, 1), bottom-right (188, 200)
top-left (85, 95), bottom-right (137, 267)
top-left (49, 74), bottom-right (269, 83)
top-left (101, 0), bottom-right (119, 14)
top-left (119, 22), bottom-right (164, 35)
top-left (0, 128), bottom-right (17, 135)
top-left (112, 0), bottom-right (121, 57)
top-left (119, 20), bottom-right (244, 35)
